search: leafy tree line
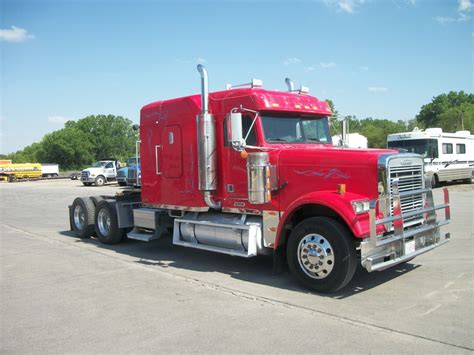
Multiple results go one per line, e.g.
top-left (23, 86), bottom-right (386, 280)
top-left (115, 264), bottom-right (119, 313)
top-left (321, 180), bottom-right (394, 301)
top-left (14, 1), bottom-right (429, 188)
top-left (4, 115), bottom-right (138, 170)
top-left (327, 91), bottom-right (473, 148)
top-left (2, 91), bottom-right (471, 167)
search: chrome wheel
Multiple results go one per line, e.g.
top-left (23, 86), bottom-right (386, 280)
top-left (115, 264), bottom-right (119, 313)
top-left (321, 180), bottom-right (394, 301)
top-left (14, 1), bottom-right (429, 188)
top-left (297, 234), bottom-right (335, 279)
top-left (73, 205), bottom-right (85, 230)
top-left (97, 209), bottom-right (111, 236)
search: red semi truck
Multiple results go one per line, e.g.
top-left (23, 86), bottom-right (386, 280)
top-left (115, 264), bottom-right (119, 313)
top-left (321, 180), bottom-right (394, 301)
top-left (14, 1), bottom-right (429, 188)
top-left (69, 66), bottom-right (451, 292)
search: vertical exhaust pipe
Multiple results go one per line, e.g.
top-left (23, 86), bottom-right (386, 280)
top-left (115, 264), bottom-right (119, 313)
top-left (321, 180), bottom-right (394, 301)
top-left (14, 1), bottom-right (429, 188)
top-left (342, 116), bottom-right (349, 147)
top-left (197, 64), bottom-right (209, 114)
top-left (285, 77), bottom-right (294, 91)
top-left (196, 65), bottom-right (221, 209)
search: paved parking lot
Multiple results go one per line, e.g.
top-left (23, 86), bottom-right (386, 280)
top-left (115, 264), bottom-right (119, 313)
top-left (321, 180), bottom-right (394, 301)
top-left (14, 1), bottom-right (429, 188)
top-left (1, 179), bottom-right (473, 353)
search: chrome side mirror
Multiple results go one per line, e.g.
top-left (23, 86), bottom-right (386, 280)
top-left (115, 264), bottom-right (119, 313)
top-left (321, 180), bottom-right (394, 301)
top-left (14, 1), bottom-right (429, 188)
top-left (229, 112), bottom-right (245, 150)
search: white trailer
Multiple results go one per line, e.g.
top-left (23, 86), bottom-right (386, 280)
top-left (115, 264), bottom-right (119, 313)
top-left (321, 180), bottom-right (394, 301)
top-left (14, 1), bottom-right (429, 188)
top-left (41, 164), bottom-right (59, 178)
top-left (332, 133), bottom-right (368, 148)
top-left (387, 128), bottom-right (473, 187)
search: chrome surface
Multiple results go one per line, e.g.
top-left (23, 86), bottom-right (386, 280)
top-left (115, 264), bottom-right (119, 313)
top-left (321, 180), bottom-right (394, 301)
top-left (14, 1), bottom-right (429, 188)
top-left (133, 208), bottom-right (159, 230)
top-left (97, 209), bottom-right (111, 236)
top-left (197, 64), bottom-right (209, 113)
top-left (73, 204), bottom-right (85, 230)
top-left (144, 203), bottom-right (209, 212)
top-left (363, 182), bottom-right (451, 272)
top-left (262, 210), bottom-right (279, 247)
top-left (173, 212), bottom-right (263, 257)
top-left (197, 113), bottom-right (218, 192)
top-left (341, 117), bottom-right (349, 147)
top-left (81, 171), bottom-right (89, 181)
top-left (297, 234), bottom-right (335, 279)
top-left (247, 152), bottom-right (270, 204)
top-left (204, 191), bottom-right (221, 210)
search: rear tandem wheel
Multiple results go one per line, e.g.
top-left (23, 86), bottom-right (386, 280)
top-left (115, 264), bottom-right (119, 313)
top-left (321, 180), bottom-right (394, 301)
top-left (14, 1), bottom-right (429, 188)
top-left (71, 197), bottom-right (96, 238)
top-left (94, 200), bottom-right (125, 244)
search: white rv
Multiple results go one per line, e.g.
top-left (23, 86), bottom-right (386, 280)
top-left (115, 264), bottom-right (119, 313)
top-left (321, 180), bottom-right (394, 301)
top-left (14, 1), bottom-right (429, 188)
top-left (387, 128), bottom-right (473, 187)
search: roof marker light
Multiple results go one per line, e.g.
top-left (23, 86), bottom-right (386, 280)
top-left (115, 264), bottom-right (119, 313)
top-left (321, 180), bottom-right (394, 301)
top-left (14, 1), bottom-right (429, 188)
top-left (251, 79), bottom-right (263, 88)
top-left (299, 85), bottom-right (310, 94)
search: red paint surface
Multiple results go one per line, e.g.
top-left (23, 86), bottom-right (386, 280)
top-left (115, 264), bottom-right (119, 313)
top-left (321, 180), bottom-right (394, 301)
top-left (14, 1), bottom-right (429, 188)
top-left (140, 88), bottom-right (395, 244)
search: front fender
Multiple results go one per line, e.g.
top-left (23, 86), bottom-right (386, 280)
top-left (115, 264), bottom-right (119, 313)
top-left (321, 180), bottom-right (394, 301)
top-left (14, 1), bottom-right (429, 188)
top-left (276, 191), bottom-right (372, 247)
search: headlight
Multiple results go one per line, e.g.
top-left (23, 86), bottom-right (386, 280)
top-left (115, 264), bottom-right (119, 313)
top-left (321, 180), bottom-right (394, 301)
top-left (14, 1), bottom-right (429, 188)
top-left (352, 200), bottom-right (370, 214)
top-left (90, 173), bottom-right (96, 177)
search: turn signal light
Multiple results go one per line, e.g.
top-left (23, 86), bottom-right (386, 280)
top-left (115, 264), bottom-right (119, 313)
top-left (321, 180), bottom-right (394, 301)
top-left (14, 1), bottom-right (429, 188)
top-left (337, 184), bottom-right (346, 194)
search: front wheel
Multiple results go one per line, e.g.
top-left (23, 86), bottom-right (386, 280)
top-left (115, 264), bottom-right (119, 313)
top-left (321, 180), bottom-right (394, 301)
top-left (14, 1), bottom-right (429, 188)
top-left (287, 217), bottom-right (357, 293)
top-left (95, 176), bottom-right (105, 186)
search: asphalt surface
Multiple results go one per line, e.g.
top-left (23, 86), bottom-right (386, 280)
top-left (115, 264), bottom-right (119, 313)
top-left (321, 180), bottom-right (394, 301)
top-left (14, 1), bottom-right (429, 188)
top-left (1, 180), bottom-right (473, 353)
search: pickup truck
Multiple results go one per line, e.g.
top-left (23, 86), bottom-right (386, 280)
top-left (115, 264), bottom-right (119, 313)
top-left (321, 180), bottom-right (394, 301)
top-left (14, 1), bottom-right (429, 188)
top-left (80, 160), bottom-right (118, 186)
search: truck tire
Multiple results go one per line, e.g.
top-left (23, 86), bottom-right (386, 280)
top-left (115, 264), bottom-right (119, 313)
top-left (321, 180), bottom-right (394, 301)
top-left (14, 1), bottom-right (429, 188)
top-left (118, 181), bottom-right (127, 186)
top-left (95, 176), bottom-right (105, 186)
top-left (431, 174), bottom-right (439, 188)
top-left (287, 217), bottom-right (357, 293)
top-left (94, 200), bottom-right (124, 244)
top-left (71, 197), bottom-right (96, 239)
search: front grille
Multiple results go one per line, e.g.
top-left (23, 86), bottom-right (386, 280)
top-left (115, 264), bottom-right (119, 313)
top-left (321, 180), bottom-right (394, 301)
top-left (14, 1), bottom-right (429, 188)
top-left (81, 171), bottom-right (89, 180)
top-left (127, 169), bottom-right (137, 180)
top-left (389, 162), bottom-right (424, 224)
top-left (117, 169), bottom-right (126, 178)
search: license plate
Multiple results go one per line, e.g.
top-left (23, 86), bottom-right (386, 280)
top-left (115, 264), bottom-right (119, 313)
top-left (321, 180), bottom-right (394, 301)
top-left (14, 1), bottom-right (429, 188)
top-left (405, 240), bottom-right (416, 255)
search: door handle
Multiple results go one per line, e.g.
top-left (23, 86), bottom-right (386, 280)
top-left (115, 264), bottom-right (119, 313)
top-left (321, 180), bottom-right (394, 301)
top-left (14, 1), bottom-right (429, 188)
top-left (155, 145), bottom-right (162, 175)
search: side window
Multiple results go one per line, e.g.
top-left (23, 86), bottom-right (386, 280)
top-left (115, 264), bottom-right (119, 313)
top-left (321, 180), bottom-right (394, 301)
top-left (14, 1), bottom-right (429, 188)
top-left (242, 115), bottom-right (257, 146)
top-left (105, 162), bottom-right (114, 169)
top-left (456, 144), bottom-right (466, 154)
top-left (442, 143), bottom-right (453, 154)
top-left (224, 115), bottom-right (258, 146)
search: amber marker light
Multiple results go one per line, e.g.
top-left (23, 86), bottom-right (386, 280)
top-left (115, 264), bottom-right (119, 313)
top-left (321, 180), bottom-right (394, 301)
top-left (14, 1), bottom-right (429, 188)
top-left (337, 184), bottom-right (346, 194)
top-left (240, 150), bottom-right (249, 159)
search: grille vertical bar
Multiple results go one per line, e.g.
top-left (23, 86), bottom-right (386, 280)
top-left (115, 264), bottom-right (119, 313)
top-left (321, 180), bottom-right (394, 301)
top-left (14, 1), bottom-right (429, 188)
top-left (389, 163), bottom-right (424, 225)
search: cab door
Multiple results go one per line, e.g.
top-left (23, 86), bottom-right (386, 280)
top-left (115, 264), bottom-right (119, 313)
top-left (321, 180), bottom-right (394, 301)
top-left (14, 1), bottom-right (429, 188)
top-left (104, 162), bottom-right (116, 179)
top-left (160, 125), bottom-right (184, 205)
top-left (222, 115), bottom-right (258, 202)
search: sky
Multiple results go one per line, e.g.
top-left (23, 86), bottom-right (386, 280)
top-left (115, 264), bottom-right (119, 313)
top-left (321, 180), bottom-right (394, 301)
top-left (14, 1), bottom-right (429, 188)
top-left (1, 0), bottom-right (473, 154)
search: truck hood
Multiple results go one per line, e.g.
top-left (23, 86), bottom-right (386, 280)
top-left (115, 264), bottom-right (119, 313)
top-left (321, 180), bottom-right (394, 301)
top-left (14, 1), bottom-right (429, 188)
top-left (276, 146), bottom-right (397, 200)
top-left (82, 167), bottom-right (104, 174)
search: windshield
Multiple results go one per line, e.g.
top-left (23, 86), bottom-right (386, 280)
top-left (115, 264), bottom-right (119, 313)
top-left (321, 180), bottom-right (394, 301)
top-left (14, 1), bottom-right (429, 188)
top-left (127, 157), bottom-right (140, 166)
top-left (92, 161), bottom-right (107, 167)
top-left (261, 114), bottom-right (331, 144)
top-left (388, 139), bottom-right (438, 158)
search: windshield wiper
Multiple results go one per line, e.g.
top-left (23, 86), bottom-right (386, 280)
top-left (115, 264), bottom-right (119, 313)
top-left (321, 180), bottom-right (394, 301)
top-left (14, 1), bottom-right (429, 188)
top-left (267, 138), bottom-right (288, 142)
top-left (306, 138), bottom-right (323, 143)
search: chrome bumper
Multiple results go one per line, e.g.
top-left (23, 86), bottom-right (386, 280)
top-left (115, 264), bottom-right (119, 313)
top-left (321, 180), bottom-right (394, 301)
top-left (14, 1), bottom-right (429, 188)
top-left (361, 183), bottom-right (450, 272)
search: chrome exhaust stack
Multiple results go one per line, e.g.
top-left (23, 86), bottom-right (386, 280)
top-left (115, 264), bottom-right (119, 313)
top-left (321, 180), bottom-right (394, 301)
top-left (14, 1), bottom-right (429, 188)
top-left (285, 77), bottom-right (294, 91)
top-left (196, 65), bottom-right (221, 209)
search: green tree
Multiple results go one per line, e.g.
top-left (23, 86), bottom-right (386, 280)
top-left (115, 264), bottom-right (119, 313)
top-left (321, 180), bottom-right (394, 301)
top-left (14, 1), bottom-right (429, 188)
top-left (5, 114), bottom-right (137, 169)
top-left (416, 91), bottom-right (474, 131)
top-left (67, 114), bottom-right (137, 161)
top-left (37, 128), bottom-right (95, 169)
